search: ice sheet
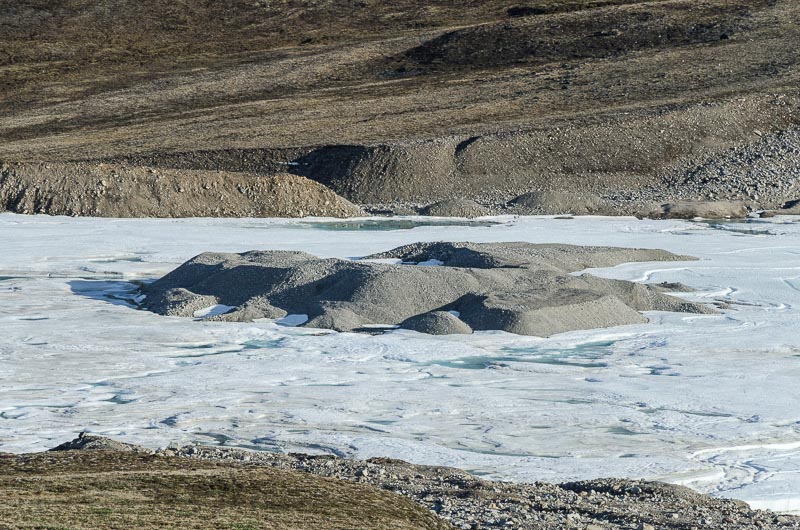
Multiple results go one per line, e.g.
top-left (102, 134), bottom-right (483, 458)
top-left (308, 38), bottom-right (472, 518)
top-left (1, 213), bottom-right (800, 511)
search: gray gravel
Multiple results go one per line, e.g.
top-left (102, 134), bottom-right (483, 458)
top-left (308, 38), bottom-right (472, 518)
top-left (143, 242), bottom-right (712, 336)
top-left (364, 126), bottom-right (800, 219)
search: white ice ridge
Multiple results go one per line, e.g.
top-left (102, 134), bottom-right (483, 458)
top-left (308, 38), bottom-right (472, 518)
top-left (2, 213), bottom-right (800, 512)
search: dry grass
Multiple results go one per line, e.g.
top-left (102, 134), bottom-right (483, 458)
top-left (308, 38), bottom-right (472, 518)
top-left (0, 0), bottom-right (654, 108)
top-left (0, 450), bottom-right (452, 530)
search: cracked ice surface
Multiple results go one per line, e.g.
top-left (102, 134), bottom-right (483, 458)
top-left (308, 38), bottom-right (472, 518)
top-left (1, 213), bottom-right (800, 512)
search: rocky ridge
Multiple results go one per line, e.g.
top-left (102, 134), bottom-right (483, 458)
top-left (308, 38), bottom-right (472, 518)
top-left (2, 435), bottom-right (450, 530)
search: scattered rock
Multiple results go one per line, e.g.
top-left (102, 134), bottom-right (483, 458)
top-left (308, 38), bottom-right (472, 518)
top-left (50, 432), bottom-right (149, 453)
top-left (33, 435), bottom-right (800, 530)
top-left (508, 191), bottom-right (612, 215)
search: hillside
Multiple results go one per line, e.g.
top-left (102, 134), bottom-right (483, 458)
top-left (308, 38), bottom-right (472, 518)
top-left (1, 0), bottom-right (799, 215)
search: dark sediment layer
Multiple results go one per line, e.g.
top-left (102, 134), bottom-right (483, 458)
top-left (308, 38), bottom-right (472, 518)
top-left (142, 242), bottom-right (712, 336)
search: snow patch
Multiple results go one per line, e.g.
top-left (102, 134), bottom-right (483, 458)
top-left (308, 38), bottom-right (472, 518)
top-left (193, 304), bottom-right (235, 318)
top-left (276, 314), bottom-right (309, 327)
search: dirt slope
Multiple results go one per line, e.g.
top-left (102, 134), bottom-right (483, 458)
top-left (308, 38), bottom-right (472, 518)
top-left (0, 163), bottom-right (362, 217)
top-left (1, 0), bottom-right (799, 214)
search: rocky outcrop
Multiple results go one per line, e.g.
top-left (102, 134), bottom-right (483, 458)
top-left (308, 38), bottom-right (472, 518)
top-left (400, 311), bottom-right (473, 335)
top-left (508, 191), bottom-right (613, 215)
top-left (643, 200), bottom-right (749, 220)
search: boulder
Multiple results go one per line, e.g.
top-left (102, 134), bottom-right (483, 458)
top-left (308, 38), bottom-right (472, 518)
top-left (508, 191), bottom-right (613, 215)
top-left (654, 200), bottom-right (748, 219)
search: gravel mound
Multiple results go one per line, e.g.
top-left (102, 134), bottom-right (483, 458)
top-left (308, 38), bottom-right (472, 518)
top-left (0, 162), bottom-right (362, 218)
top-left (143, 242), bottom-right (712, 337)
top-left (400, 311), bottom-right (473, 335)
top-left (508, 191), bottom-right (612, 215)
top-left (648, 200), bottom-right (749, 219)
top-left (400, 2), bottom-right (751, 72)
top-left (420, 199), bottom-right (491, 218)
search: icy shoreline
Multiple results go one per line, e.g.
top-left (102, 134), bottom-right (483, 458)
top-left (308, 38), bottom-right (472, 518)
top-left (2, 213), bottom-right (800, 512)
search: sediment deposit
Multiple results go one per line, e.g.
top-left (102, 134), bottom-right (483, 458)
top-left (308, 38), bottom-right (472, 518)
top-left (143, 242), bottom-right (711, 336)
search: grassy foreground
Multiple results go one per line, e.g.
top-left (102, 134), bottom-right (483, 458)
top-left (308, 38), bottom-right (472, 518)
top-left (0, 450), bottom-right (451, 530)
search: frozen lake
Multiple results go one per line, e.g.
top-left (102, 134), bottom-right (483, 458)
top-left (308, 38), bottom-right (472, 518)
top-left (1, 213), bottom-right (800, 512)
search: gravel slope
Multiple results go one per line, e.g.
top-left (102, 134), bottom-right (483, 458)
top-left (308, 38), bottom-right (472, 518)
top-left (1, 1), bottom-right (799, 215)
top-left (0, 162), bottom-right (361, 218)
